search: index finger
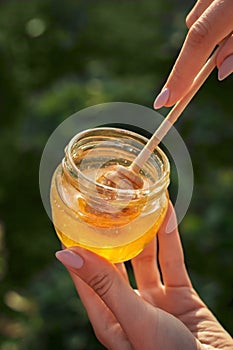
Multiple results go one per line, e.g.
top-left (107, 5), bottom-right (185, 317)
top-left (154, 0), bottom-right (233, 108)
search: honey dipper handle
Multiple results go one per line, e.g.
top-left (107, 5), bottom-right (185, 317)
top-left (131, 46), bottom-right (220, 174)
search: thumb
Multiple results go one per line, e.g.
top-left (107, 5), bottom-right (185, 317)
top-left (56, 247), bottom-right (129, 301)
top-left (55, 247), bottom-right (158, 349)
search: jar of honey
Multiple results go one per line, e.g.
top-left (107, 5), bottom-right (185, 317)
top-left (50, 127), bottom-right (170, 263)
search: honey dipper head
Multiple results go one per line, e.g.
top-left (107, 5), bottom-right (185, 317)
top-left (97, 165), bottom-right (144, 190)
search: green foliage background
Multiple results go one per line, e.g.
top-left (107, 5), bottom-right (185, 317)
top-left (0, 0), bottom-right (232, 349)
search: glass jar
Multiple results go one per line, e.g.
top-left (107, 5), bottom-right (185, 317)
top-left (50, 127), bottom-right (170, 263)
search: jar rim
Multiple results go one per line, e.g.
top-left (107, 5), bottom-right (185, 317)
top-left (65, 127), bottom-right (170, 196)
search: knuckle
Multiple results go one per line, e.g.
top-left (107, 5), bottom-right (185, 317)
top-left (88, 271), bottom-right (113, 298)
top-left (188, 19), bottom-right (212, 46)
top-left (163, 256), bottom-right (184, 270)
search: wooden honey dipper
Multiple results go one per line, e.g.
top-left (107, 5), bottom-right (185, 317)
top-left (99, 45), bottom-right (222, 190)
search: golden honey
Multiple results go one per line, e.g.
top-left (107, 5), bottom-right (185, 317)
top-left (50, 127), bottom-right (170, 263)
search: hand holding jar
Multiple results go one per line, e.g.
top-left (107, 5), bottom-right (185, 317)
top-left (56, 203), bottom-right (233, 350)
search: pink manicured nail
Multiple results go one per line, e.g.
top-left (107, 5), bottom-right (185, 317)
top-left (153, 87), bottom-right (170, 109)
top-left (56, 249), bottom-right (84, 269)
top-left (218, 54), bottom-right (233, 81)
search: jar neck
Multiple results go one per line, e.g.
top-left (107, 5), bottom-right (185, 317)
top-left (61, 127), bottom-right (170, 209)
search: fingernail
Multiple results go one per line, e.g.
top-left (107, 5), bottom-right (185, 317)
top-left (153, 87), bottom-right (170, 109)
top-left (56, 249), bottom-right (84, 269)
top-left (218, 54), bottom-right (233, 81)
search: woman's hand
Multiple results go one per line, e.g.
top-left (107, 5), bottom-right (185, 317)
top-left (56, 203), bottom-right (233, 349)
top-left (154, 0), bottom-right (233, 109)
